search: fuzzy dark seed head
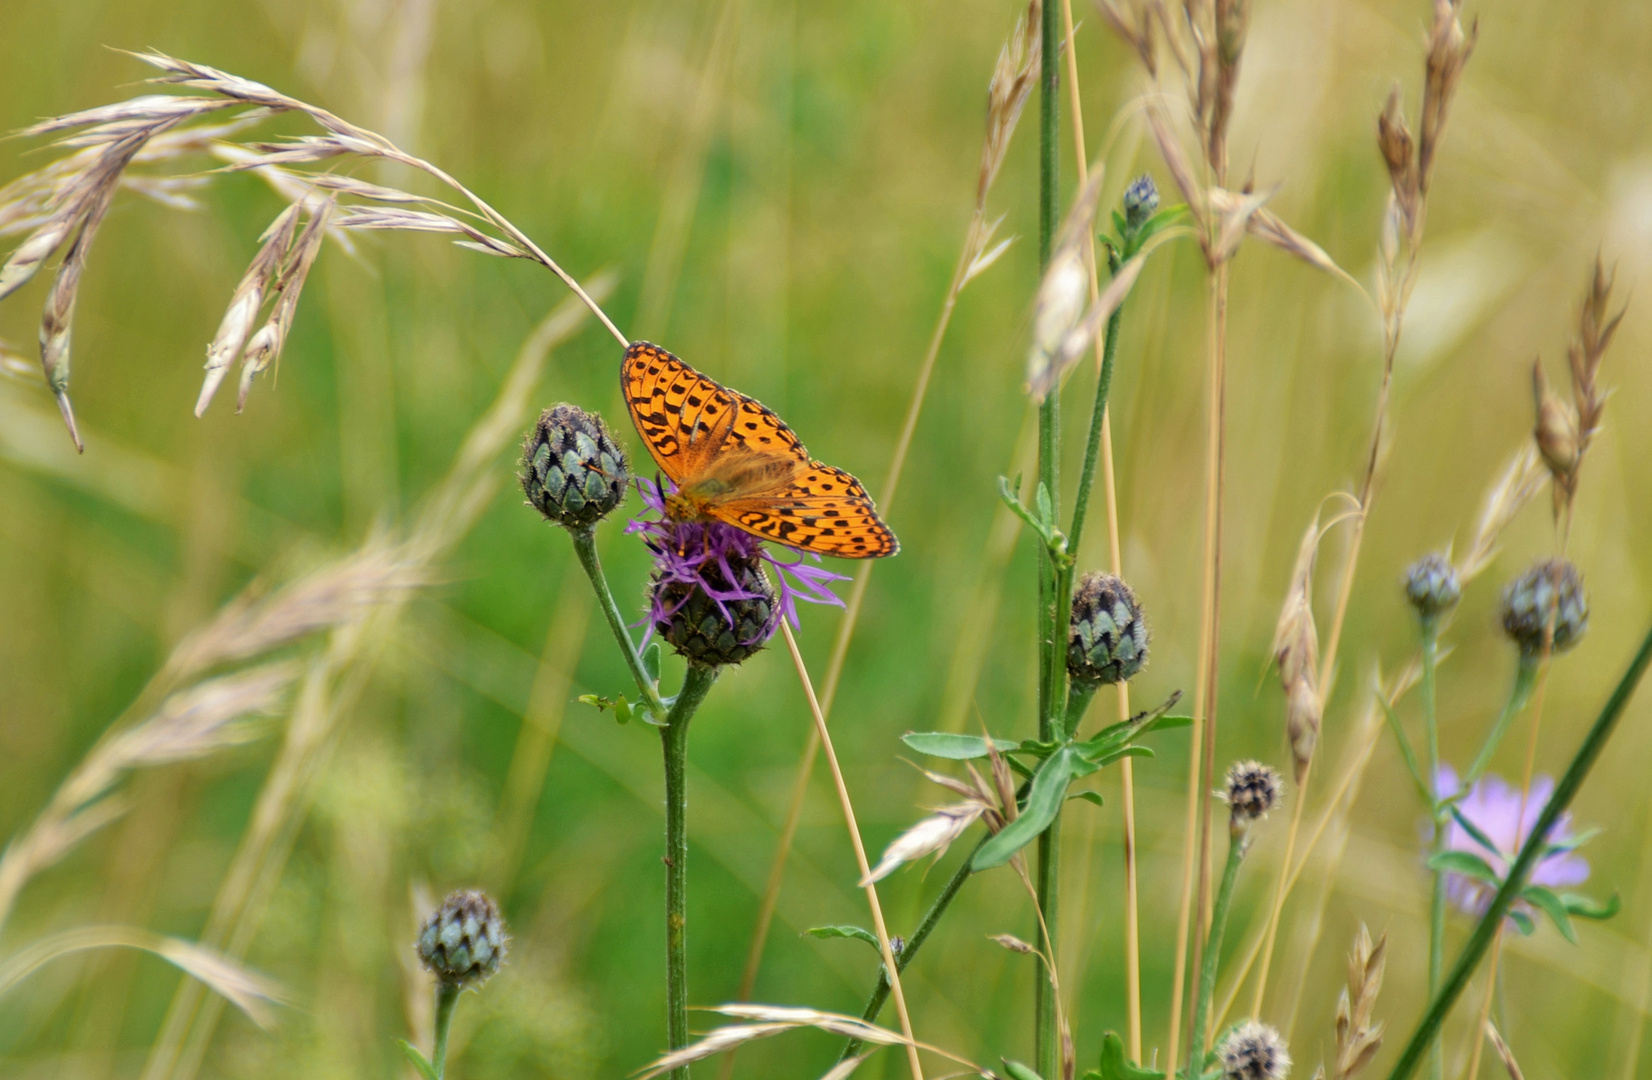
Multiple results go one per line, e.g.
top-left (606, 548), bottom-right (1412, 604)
top-left (1123, 174), bottom-right (1160, 230)
top-left (1404, 552), bottom-right (1461, 619)
top-left (1499, 559), bottom-right (1588, 656)
top-left (653, 554), bottom-right (777, 668)
top-left (1067, 572), bottom-right (1148, 686)
top-left (1225, 760), bottom-right (1282, 823)
top-left (521, 404), bottom-right (629, 530)
top-left (1219, 1021), bottom-right (1292, 1080)
top-left (416, 890), bottom-right (507, 988)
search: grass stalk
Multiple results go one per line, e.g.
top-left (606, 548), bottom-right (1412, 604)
top-left (780, 623), bottom-right (924, 1080)
top-left (661, 664), bottom-right (719, 1076)
top-left (1383, 617), bottom-right (1652, 1080)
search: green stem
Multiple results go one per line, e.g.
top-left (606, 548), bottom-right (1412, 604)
top-left (1463, 655), bottom-right (1539, 788)
top-left (1419, 618), bottom-right (1443, 1080)
top-left (1384, 619), bottom-right (1652, 1080)
top-left (1189, 826), bottom-right (1246, 1071)
top-left (431, 980), bottom-right (461, 1080)
top-left (569, 527), bottom-right (667, 716)
top-left (840, 838), bottom-right (982, 1061)
top-left (1035, 0), bottom-right (1062, 1071)
top-left (1068, 270), bottom-right (1124, 558)
top-left (661, 663), bottom-right (719, 1079)
top-left (1065, 681), bottom-right (1100, 739)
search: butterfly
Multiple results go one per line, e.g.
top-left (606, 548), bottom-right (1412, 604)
top-left (621, 341), bottom-right (899, 559)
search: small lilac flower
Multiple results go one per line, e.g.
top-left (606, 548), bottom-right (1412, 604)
top-left (1432, 765), bottom-right (1590, 918)
top-left (626, 477), bottom-right (848, 663)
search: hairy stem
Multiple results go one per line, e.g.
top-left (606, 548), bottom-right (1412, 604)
top-left (1384, 619), bottom-right (1652, 1080)
top-left (1034, 0), bottom-right (1063, 1072)
top-left (1420, 618), bottom-right (1444, 1080)
top-left (568, 527), bottom-right (667, 716)
top-left (431, 980), bottom-right (460, 1080)
top-left (840, 841), bottom-right (982, 1061)
top-left (661, 664), bottom-right (719, 1077)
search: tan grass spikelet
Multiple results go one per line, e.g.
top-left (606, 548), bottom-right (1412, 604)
top-left (860, 800), bottom-right (991, 886)
top-left (198, 202), bottom-right (302, 414)
top-left (1482, 1022), bottom-right (1525, 1080)
top-left (236, 197), bottom-right (334, 411)
top-left (980, 0), bottom-right (1042, 208)
top-left (1329, 924), bottom-right (1386, 1080)
top-left (1272, 514), bottom-right (1325, 782)
top-left (1456, 444), bottom-right (1546, 583)
top-left (1418, 0), bottom-right (1476, 194)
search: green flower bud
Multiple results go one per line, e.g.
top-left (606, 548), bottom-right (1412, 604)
top-left (416, 890), bottom-right (507, 988)
top-left (1123, 175), bottom-right (1160, 231)
top-left (1404, 552), bottom-right (1461, 619)
top-left (653, 555), bottom-right (777, 668)
top-left (1067, 572), bottom-right (1148, 685)
top-left (1499, 559), bottom-right (1588, 656)
top-left (521, 404), bottom-right (628, 530)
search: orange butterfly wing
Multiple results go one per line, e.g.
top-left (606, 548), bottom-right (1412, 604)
top-left (718, 462), bottom-right (900, 558)
top-left (621, 342), bottom-right (899, 559)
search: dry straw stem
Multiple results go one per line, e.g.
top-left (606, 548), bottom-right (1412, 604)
top-left (1248, 0), bottom-right (1476, 1018)
top-left (141, 287), bottom-right (604, 1080)
top-left (0, 51), bottom-right (623, 444)
top-left (726, 2), bottom-right (1039, 1038)
top-left (1482, 1022), bottom-right (1524, 1080)
top-left (0, 924), bottom-right (286, 1029)
top-left (634, 1004), bottom-right (984, 1080)
top-left (781, 623), bottom-right (925, 1080)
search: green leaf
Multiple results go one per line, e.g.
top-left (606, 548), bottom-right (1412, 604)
top-left (1561, 890), bottom-right (1621, 921)
top-left (1068, 790), bottom-right (1104, 807)
top-left (1035, 482), bottom-right (1054, 528)
top-left (1508, 909), bottom-right (1536, 936)
top-left (803, 925), bottom-right (881, 952)
top-left (1542, 825), bottom-right (1602, 856)
top-left (397, 1040), bottom-right (439, 1080)
top-left (1446, 805), bottom-right (1501, 859)
top-left (1522, 885), bottom-right (1577, 943)
top-left (973, 746), bottom-right (1079, 870)
top-left (1076, 692), bottom-right (1185, 762)
top-left (1427, 850), bottom-right (1501, 884)
top-left (900, 732), bottom-right (1018, 759)
top-left (642, 641), bottom-right (662, 684)
top-left (1003, 1061), bottom-right (1047, 1080)
top-left (1376, 693), bottom-right (1432, 807)
top-left (1095, 1031), bottom-right (1166, 1080)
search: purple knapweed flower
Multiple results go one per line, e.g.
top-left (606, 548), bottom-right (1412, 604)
top-left (1432, 765), bottom-right (1590, 917)
top-left (626, 477), bottom-right (848, 663)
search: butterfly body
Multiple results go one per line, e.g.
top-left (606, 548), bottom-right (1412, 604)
top-left (622, 341), bottom-right (898, 559)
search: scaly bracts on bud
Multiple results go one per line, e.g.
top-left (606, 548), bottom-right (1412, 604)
top-left (1499, 559), bottom-right (1588, 657)
top-left (1067, 572), bottom-right (1148, 686)
top-left (1404, 553), bottom-right (1461, 620)
top-left (521, 404), bottom-right (630, 530)
top-left (1225, 760), bottom-right (1282, 838)
top-left (416, 890), bottom-right (507, 988)
top-left (1220, 1021), bottom-right (1292, 1080)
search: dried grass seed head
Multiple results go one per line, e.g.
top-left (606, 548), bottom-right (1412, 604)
top-left (1220, 1021), bottom-right (1292, 1080)
top-left (416, 889), bottom-right (507, 987)
top-left (1331, 924), bottom-right (1387, 1080)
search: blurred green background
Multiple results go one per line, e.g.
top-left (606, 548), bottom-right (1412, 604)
top-left (2, 0), bottom-right (1651, 1077)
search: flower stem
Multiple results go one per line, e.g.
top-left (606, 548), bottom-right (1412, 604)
top-left (1463, 655), bottom-right (1539, 788)
top-left (1035, 0), bottom-right (1062, 1071)
top-left (1384, 618), bottom-right (1652, 1080)
top-left (1065, 681), bottom-right (1100, 738)
top-left (1068, 275), bottom-right (1124, 559)
top-left (568, 526), bottom-right (667, 716)
top-left (1189, 827), bottom-right (1246, 1072)
top-left (431, 980), bottom-right (461, 1080)
top-left (661, 663), bottom-right (719, 1078)
top-left (839, 839), bottom-right (983, 1062)
top-left (1419, 617), bottom-right (1444, 1080)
